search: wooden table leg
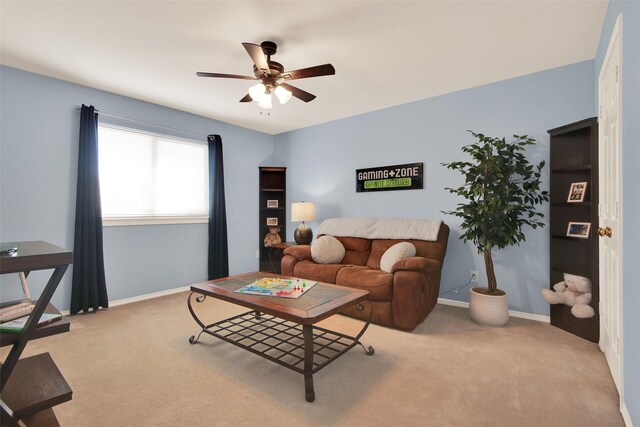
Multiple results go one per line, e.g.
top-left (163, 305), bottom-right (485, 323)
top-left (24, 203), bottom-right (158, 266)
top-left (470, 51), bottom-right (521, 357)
top-left (302, 324), bottom-right (315, 402)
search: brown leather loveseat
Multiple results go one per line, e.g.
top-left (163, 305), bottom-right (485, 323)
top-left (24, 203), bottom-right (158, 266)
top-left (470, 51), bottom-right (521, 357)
top-left (282, 218), bottom-right (449, 331)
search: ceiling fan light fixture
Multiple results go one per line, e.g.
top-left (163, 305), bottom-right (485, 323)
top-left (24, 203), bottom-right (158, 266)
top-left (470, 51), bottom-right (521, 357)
top-left (275, 85), bottom-right (292, 104)
top-left (258, 93), bottom-right (273, 109)
top-left (197, 41), bottom-right (334, 107)
top-left (248, 83), bottom-right (266, 101)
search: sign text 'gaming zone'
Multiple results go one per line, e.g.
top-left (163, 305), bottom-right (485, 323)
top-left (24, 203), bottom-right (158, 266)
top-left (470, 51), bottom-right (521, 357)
top-left (356, 162), bottom-right (423, 192)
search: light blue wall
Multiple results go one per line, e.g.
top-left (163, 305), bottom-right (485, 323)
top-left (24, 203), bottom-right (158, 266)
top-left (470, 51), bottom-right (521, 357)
top-left (274, 61), bottom-right (595, 316)
top-left (595, 1), bottom-right (640, 423)
top-left (0, 65), bottom-right (274, 310)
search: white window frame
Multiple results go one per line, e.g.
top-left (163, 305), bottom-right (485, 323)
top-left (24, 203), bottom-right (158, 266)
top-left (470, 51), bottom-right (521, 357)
top-left (98, 123), bottom-right (209, 226)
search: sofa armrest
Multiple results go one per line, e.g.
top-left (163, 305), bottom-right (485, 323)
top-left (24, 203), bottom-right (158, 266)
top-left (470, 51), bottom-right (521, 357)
top-left (390, 257), bottom-right (440, 274)
top-left (391, 257), bottom-right (442, 330)
top-left (282, 245), bottom-right (312, 277)
top-left (283, 245), bottom-right (312, 261)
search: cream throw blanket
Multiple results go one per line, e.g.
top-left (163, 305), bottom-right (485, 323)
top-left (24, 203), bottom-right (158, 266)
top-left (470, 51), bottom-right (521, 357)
top-left (316, 218), bottom-right (442, 242)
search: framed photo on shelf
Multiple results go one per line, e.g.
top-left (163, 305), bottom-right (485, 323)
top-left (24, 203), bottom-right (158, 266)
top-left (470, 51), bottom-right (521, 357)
top-left (266, 200), bottom-right (279, 208)
top-left (567, 181), bottom-right (587, 203)
top-left (266, 217), bottom-right (278, 226)
top-left (566, 221), bottom-right (591, 239)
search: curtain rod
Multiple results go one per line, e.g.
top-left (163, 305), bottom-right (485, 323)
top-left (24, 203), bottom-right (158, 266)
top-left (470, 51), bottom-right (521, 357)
top-left (75, 105), bottom-right (211, 139)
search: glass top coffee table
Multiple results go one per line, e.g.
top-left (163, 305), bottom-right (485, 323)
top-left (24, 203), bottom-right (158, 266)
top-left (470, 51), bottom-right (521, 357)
top-left (188, 272), bottom-right (374, 402)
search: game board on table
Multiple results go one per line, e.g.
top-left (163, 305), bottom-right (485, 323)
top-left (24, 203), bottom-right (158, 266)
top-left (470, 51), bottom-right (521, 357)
top-left (235, 277), bottom-right (318, 299)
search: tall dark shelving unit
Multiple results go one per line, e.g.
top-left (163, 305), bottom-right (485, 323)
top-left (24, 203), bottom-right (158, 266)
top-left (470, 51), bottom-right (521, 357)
top-left (548, 117), bottom-right (599, 343)
top-left (259, 167), bottom-right (286, 273)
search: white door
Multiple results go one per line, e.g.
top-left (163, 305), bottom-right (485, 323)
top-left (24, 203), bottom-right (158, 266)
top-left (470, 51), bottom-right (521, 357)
top-left (598, 15), bottom-right (623, 395)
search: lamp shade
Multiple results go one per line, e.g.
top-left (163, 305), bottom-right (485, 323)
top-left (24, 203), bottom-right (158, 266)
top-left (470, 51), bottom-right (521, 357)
top-left (248, 83), bottom-right (266, 101)
top-left (291, 202), bottom-right (316, 222)
top-left (257, 93), bottom-right (273, 109)
top-left (275, 85), bottom-right (292, 104)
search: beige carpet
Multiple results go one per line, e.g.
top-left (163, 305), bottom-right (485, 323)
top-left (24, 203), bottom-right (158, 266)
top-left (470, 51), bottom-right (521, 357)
top-left (3, 292), bottom-right (624, 426)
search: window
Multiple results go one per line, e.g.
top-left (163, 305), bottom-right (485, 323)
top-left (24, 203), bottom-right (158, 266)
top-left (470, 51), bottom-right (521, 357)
top-left (98, 124), bottom-right (208, 225)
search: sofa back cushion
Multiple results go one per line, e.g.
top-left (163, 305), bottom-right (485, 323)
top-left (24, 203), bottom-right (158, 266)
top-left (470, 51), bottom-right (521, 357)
top-left (323, 236), bottom-right (371, 266)
top-left (366, 225), bottom-right (449, 269)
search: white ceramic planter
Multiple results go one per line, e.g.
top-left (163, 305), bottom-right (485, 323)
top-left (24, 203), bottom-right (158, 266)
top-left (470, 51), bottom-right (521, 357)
top-left (469, 288), bottom-right (509, 326)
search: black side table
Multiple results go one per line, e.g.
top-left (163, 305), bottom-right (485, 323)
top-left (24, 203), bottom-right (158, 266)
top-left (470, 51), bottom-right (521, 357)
top-left (266, 241), bottom-right (298, 274)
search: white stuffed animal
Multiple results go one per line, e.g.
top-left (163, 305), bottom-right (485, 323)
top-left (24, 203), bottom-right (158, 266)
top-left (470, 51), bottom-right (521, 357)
top-left (542, 273), bottom-right (595, 318)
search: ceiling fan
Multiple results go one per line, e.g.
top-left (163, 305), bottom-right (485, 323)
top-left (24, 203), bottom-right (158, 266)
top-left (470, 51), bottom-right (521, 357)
top-left (197, 41), bottom-right (335, 109)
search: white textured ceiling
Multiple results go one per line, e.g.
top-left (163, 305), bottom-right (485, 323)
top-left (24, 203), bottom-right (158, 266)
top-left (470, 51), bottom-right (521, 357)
top-left (0, 1), bottom-right (607, 135)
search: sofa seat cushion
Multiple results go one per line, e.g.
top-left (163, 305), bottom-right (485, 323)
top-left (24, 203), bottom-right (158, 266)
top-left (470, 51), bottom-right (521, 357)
top-left (336, 266), bottom-right (393, 301)
top-left (293, 260), bottom-right (346, 284)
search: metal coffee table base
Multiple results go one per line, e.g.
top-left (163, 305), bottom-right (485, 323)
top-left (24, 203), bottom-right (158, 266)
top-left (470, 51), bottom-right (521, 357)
top-left (188, 293), bottom-right (374, 402)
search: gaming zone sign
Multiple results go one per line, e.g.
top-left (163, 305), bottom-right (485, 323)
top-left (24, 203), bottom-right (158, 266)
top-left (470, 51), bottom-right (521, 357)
top-left (356, 162), bottom-right (423, 192)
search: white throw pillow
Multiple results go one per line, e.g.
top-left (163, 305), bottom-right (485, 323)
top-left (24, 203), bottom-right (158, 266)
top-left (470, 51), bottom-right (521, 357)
top-left (380, 242), bottom-right (416, 273)
top-left (311, 236), bottom-right (345, 264)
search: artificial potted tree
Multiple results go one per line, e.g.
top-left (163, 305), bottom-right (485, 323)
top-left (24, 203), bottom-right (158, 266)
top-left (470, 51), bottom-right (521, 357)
top-left (442, 131), bottom-right (549, 326)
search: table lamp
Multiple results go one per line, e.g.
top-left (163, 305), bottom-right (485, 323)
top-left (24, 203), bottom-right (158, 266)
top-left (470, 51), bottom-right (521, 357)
top-left (291, 201), bottom-right (317, 245)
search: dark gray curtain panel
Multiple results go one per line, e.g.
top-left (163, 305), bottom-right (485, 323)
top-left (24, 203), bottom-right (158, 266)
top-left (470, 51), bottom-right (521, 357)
top-left (207, 134), bottom-right (229, 280)
top-left (71, 104), bottom-right (108, 314)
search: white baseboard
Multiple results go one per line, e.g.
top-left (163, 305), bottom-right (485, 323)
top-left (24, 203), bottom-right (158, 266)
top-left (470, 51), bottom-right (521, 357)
top-left (437, 297), bottom-right (550, 323)
top-left (63, 289), bottom-right (552, 324)
top-left (61, 285), bottom-right (191, 315)
top-left (621, 400), bottom-right (633, 427)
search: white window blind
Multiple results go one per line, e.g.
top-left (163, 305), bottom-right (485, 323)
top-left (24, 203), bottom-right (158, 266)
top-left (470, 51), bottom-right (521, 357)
top-left (98, 124), bottom-right (208, 225)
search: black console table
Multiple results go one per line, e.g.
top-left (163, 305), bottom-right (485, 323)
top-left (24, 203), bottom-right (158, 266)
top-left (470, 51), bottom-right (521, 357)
top-left (0, 241), bottom-right (73, 426)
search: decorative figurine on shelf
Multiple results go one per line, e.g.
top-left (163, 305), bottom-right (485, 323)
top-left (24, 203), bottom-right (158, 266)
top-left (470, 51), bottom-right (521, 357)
top-left (263, 227), bottom-right (282, 247)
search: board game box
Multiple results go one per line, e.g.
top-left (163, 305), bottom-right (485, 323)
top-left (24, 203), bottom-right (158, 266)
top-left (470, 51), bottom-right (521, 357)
top-left (235, 277), bottom-right (318, 299)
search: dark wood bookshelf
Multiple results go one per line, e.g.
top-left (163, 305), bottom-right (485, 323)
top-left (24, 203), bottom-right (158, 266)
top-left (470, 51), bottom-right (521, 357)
top-left (548, 118), bottom-right (599, 343)
top-left (0, 241), bottom-right (73, 425)
top-left (259, 167), bottom-right (287, 273)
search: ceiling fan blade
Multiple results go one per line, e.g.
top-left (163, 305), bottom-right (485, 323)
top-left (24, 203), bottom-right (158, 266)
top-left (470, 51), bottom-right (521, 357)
top-left (239, 93), bottom-right (253, 103)
top-left (196, 72), bottom-right (257, 80)
top-left (281, 64), bottom-right (335, 80)
top-left (242, 42), bottom-right (269, 76)
top-left (279, 83), bottom-right (316, 103)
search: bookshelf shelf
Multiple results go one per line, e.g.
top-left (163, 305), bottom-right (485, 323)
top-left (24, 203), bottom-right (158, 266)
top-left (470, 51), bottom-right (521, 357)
top-left (551, 165), bottom-right (592, 173)
top-left (1, 353), bottom-right (72, 419)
